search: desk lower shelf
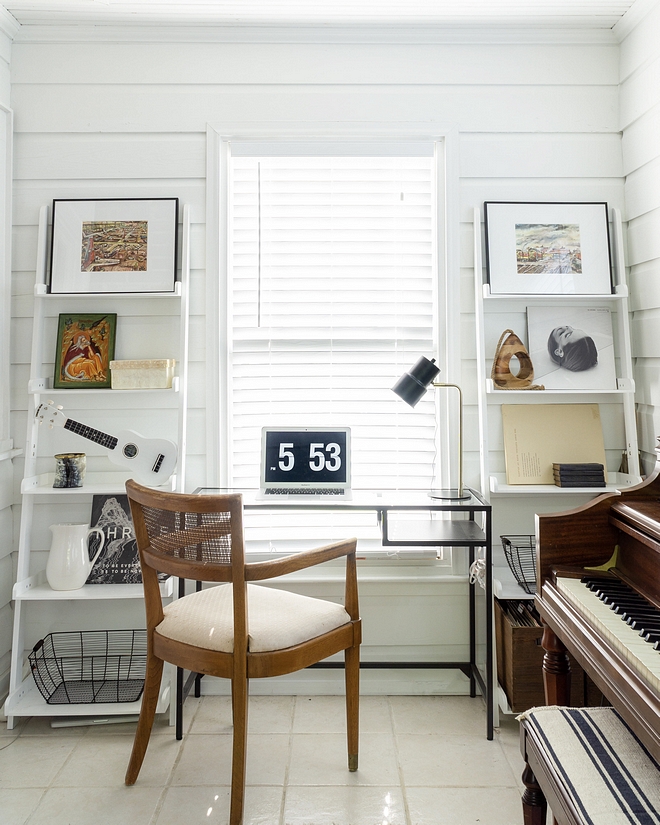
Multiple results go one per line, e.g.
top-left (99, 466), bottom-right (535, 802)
top-left (383, 518), bottom-right (487, 546)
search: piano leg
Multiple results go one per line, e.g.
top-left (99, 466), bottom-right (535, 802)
top-left (521, 763), bottom-right (548, 825)
top-left (541, 621), bottom-right (571, 706)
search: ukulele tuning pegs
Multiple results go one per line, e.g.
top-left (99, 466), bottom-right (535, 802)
top-left (56, 405), bottom-right (63, 410)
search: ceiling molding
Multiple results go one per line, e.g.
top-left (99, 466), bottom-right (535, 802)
top-left (11, 22), bottom-right (619, 45)
top-left (612, 0), bottom-right (658, 40)
top-left (0, 6), bottom-right (20, 40)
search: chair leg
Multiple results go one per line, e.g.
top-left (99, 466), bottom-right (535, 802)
top-left (229, 675), bottom-right (249, 825)
top-left (125, 653), bottom-right (164, 785)
top-left (345, 643), bottom-right (360, 771)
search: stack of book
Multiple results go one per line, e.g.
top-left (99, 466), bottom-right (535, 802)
top-left (552, 463), bottom-right (606, 488)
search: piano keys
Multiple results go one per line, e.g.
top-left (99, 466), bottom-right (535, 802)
top-left (555, 576), bottom-right (660, 696)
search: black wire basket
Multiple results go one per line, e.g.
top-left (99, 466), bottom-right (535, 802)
top-left (500, 535), bottom-right (537, 595)
top-left (29, 630), bottom-right (147, 705)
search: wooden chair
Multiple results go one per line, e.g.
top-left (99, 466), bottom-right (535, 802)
top-left (124, 479), bottom-right (361, 825)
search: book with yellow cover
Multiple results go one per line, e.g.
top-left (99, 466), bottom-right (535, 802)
top-left (502, 404), bottom-right (607, 485)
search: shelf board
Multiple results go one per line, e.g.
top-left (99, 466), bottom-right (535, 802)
top-left (383, 518), bottom-right (487, 546)
top-left (35, 283), bottom-right (182, 298)
top-left (493, 565), bottom-right (535, 600)
top-left (489, 472), bottom-right (642, 495)
top-left (13, 573), bottom-right (174, 601)
top-left (21, 471), bottom-right (176, 495)
top-left (29, 378), bottom-right (180, 394)
top-left (482, 284), bottom-right (628, 301)
top-left (485, 384), bottom-right (632, 399)
top-left (4, 674), bottom-right (169, 719)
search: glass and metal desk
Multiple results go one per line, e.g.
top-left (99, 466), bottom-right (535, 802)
top-left (182, 487), bottom-right (494, 739)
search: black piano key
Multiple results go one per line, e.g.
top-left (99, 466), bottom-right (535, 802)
top-left (581, 576), bottom-right (660, 651)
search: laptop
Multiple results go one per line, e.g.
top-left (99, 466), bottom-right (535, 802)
top-left (258, 427), bottom-right (352, 499)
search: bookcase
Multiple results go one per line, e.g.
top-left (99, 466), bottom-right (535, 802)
top-left (474, 205), bottom-right (640, 500)
top-left (472, 205), bottom-right (641, 714)
top-left (3, 204), bottom-right (190, 729)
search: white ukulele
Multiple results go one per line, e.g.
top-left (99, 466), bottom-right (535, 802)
top-left (36, 400), bottom-right (178, 486)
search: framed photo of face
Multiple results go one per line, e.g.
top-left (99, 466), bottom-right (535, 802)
top-left (53, 313), bottom-right (117, 389)
top-left (484, 202), bottom-right (612, 295)
top-left (49, 198), bottom-right (178, 294)
top-left (526, 304), bottom-right (617, 390)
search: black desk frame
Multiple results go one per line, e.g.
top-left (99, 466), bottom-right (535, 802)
top-left (176, 488), bottom-right (493, 741)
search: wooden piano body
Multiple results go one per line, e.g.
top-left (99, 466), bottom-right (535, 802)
top-left (520, 452), bottom-right (660, 824)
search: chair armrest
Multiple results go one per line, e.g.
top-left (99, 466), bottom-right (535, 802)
top-left (245, 538), bottom-right (358, 581)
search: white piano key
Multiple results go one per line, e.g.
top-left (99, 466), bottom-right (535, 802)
top-left (556, 577), bottom-right (660, 695)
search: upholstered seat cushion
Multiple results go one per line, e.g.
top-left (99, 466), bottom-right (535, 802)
top-left (156, 583), bottom-right (351, 653)
top-left (518, 706), bottom-right (660, 825)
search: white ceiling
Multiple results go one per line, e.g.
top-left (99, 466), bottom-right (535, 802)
top-left (0, 0), bottom-right (645, 28)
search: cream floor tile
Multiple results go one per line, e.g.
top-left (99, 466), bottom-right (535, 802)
top-left (0, 788), bottom-right (45, 825)
top-left (171, 732), bottom-right (289, 786)
top-left (288, 732), bottom-right (400, 786)
top-left (405, 786), bottom-right (523, 825)
top-left (293, 695), bottom-right (392, 734)
top-left (0, 719), bottom-right (27, 737)
top-left (396, 734), bottom-right (518, 788)
top-left (283, 785), bottom-right (407, 825)
top-left (27, 785), bottom-right (164, 825)
top-left (191, 695), bottom-right (294, 735)
top-left (0, 736), bottom-right (79, 788)
top-left (156, 785), bottom-right (284, 825)
top-left (53, 733), bottom-right (181, 787)
top-left (389, 695), bottom-right (486, 736)
top-left (90, 698), bottom-right (201, 736)
top-left (496, 716), bottom-right (526, 792)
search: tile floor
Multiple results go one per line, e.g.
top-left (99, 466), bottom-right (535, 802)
top-left (0, 695), bottom-right (530, 825)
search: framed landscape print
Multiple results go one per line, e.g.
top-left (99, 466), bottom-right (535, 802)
top-left (484, 202), bottom-right (612, 295)
top-left (53, 313), bottom-right (117, 389)
top-left (49, 197), bottom-right (178, 293)
top-left (526, 305), bottom-right (617, 390)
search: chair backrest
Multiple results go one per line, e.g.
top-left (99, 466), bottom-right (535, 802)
top-left (125, 479), bottom-right (246, 584)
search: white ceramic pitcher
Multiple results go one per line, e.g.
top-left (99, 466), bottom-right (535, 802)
top-left (46, 523), bottom-right (105, 591)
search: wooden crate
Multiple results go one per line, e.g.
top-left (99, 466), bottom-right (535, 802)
top-left (495, 599), bottom-right (600, 713)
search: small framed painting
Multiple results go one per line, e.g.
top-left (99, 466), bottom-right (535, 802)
top-left (49, 198), bottom-right (178, 293)
top-left (484, 201), bottom-right (612, 295)
top-left (53, 313), bottom-right (117, 389)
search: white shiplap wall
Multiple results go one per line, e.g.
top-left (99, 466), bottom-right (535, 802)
top-left (620, 0), bottom-right (660, 470)
top-left (0, 10), bottom-right (17, 704)
top-left (6, 25), bottom-right (625, 694)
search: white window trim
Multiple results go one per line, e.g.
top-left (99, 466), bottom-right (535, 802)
top-left (205, 121), bottom-right (461, 489)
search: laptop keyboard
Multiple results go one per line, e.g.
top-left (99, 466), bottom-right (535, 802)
top-left (264, 488), bottom-right (346, 496)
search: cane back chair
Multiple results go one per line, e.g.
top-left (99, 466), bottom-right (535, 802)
top-left (124, 479), bottom-right (361, 825)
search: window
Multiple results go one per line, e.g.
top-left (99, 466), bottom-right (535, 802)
top-left (228, 145), bottom-right (441, 478)
top-left (220, 140), bottom-right (449, 556)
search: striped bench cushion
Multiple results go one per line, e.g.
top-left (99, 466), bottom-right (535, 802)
top-left (518, 707), bottom-right (660, 825)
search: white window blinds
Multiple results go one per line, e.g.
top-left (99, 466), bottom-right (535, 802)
top-left (228, 149), bottom-right (440, 492)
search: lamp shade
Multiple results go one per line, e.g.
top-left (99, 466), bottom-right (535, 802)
top-left (391, 356), bottom-right (441, 407)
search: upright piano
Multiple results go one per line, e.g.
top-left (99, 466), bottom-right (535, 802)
top-left (534, 450), bottom-right (660, 764)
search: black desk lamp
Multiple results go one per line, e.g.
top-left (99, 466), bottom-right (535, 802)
top-left (392, 356), bottom-right (468, 500)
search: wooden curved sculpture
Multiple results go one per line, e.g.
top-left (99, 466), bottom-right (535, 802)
top-left (491, 329), bottom-right (545, 390)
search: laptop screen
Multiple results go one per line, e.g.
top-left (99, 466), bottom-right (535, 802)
top-left (261, 427), bottom-right (351, 491)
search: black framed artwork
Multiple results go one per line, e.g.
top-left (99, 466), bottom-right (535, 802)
top-left (484, 201), bottom-right (612, 295)
top-left (49, 197), bottom-right (178, 294)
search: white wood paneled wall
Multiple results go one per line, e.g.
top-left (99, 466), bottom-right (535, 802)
top-left (0, 10), bottom-right (17, 704)
top-left (9, 28), bottom-right (624, 494)
top-left (5, 24), bottom-right (629, 692)
top-left (620, 0), bottom-right (660, 470)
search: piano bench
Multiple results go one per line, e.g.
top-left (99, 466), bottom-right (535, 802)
top-left (519, 706), bottom-right (660, 825)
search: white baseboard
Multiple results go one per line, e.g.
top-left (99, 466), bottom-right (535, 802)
top-left (200, 667), bottom-right (474, 696)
